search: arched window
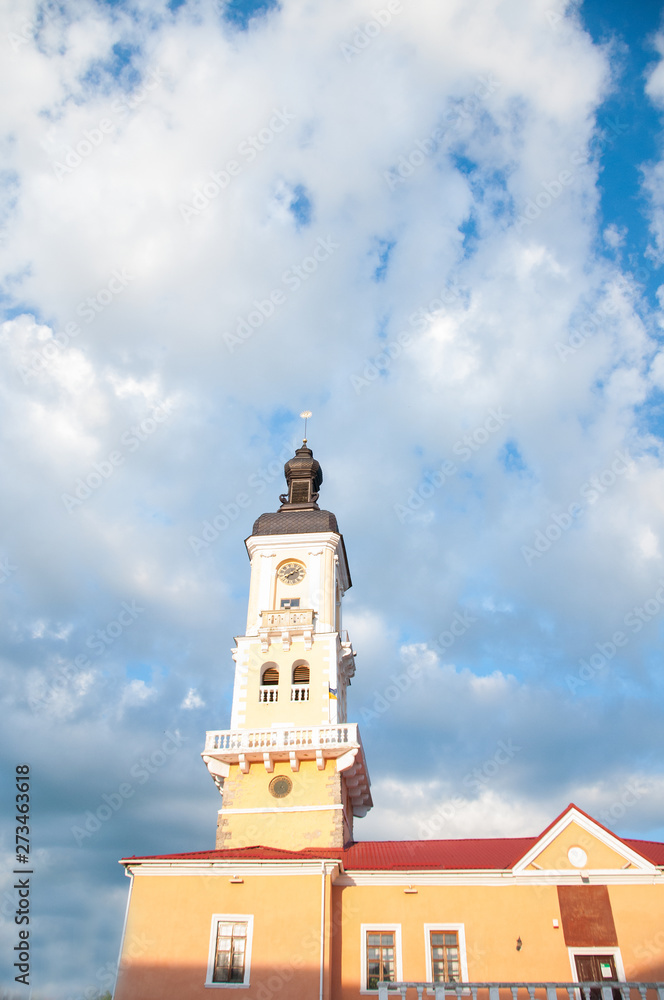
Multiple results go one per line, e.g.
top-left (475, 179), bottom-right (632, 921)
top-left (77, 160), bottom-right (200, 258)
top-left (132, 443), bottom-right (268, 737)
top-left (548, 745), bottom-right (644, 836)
top-left (260, 664), bottom-right (279, 703)
top-left (291, 661), bottom-right (310, 701)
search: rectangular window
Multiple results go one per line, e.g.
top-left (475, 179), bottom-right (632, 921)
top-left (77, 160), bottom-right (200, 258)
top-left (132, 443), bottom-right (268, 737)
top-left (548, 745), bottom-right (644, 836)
top-left (290, 480), bottom-right (309, 503)
top-left (280, 598), bottom-right (300, 609)
top-left (206, 914), bottom-right (253, 989)
top-left (430, 931), bottom-right (460, 981)
top-left (213, 921), bottom-right (246, 982)
top-left (361, 925), bottom-right (402, 993)
top-left (424, 924), bottom-right (468, 985)
top-left (367, 932), bottom-right (394, 990)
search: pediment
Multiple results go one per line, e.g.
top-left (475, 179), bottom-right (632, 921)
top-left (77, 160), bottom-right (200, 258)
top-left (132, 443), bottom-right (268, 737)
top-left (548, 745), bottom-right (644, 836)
top-left (513, 805), bottom-right (658, 874)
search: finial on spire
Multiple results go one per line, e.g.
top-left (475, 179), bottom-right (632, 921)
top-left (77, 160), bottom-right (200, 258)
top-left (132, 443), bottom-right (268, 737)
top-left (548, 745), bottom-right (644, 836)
top-left (300, 410), bottom-right (312, 445)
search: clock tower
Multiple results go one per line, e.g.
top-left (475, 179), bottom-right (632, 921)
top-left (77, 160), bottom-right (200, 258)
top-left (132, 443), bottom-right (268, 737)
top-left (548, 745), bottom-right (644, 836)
top-left (202, 440), bottom-right (372, 850)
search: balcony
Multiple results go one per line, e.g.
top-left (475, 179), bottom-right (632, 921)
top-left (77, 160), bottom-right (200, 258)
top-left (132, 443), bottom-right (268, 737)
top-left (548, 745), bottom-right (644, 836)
top-left (202, 723), bottom-right (372, 815)
top-left (291, 684), bottom-right (309, 701)
top-left (205, 723), bottom-right (358, 754)
top-left (258, 686), bottom-right (278, 703)
top-left (376, 984), bottom-right (664, 1000)
top-left (259, 608), bottom-right (314, 652)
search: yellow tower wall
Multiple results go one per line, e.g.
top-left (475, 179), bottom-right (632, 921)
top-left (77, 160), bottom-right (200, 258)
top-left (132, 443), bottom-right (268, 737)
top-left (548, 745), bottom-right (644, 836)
top-left (216, 759), bottom-right (350, 849)
top-left (238, 633), bottom-right (337, 730)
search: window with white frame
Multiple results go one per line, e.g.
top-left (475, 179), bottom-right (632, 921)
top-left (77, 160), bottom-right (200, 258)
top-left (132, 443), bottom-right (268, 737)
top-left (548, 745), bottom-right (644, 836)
top-left (205, 914), bottom-right (253, 988)
top-left (361, 924), bottom-right (402, 993)
top-left (424, 924), bottom-right (469, 984)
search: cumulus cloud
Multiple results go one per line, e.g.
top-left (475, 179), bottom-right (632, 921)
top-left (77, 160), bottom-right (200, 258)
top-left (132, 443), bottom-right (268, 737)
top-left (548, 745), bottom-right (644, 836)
top-left (181, 686), bottom-right (205, 709)
top-left (2, 0), bottom-right (664, 995)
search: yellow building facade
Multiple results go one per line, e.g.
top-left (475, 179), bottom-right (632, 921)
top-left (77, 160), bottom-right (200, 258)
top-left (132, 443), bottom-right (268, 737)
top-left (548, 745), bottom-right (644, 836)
top-left (114, 443), bottom-right (664, 1000)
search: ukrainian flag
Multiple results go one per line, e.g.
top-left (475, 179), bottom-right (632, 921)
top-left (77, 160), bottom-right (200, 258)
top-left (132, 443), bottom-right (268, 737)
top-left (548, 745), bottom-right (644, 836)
top-left (328, 685), bottom-right (337, 700)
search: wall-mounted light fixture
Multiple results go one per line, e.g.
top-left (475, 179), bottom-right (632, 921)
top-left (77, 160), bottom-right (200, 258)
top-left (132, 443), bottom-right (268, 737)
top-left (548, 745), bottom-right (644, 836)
top-left (516, 937), bottom-right (523, 951)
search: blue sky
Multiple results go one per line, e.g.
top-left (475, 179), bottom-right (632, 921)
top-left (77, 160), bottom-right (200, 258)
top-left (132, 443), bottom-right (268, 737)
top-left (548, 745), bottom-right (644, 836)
top-left (2, 0), bottom-right (664, 996)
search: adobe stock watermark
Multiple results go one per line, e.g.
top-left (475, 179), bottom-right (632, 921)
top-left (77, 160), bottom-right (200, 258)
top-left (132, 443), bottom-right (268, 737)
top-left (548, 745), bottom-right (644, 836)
top-left (61, 399), bottom-right (176, 512)
top-left (0, 556), bottom-right (17, 584)
top-left (339, 0), bottom-right (402, 61)
top-left (28, 600), bottom-right (144, 712)
top-left (7, 4), bottom-right (58, 52)
top-left (71, 731), bottom-right (188, 845)
top-left (407, 280), bottom-right (469, 330)
top-left (359, 660), bottom-right (423, 725)
top-left (463, 738), bottom-right (521, 794)
top-left (65, 932), bottom-right (153, 1000)
top-left (383, 75), bottom-right (500, 191)
top-left (48, 70), bottom-right (164, 180)
top-left (17, 268), bottom-right (135, 384)
top-left (248, 898), bottom-right (359, 1000)
top-left (418, 739), bottom-right (521, 838)
top-left (634, 928), bottom-right (664, 965)
top-left (189, 436), bottom-right (299, 554)
top-left (394, 407), bottom-right (510, 523)
top-left (223, 236), bottom-right (339, 353)
top-left (521, 450), bottom-right (631, 565)
top-left (596, 777), bottom-right (650, 827)
top-left (432, 608), bottom-right (477, 655)
top-left (566, 579), bottom-right (664, 694)
top-left (555, 255), bottom-right (664, 362)
top-left (179, 108), bottom-right (295, 224)
top-left (544, 7), bottom-right (565, 28)
top-left (350, 331), bottom-right (411, 394)
top-left (351, 280), bottom-right (469, 394)
top-left (514, 117), bottom-right (629, 233)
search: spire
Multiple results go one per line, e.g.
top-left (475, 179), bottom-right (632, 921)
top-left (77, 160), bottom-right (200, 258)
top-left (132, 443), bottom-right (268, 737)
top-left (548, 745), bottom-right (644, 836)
top-left (279, 443), bottom-right (323, 508)
top-left (251, 416), bottom-right (339, 536)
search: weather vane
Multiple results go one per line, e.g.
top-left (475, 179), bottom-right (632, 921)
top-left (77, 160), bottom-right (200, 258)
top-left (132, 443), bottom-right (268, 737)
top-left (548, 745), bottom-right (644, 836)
top-left (300, 410), bottom-right (312, 444)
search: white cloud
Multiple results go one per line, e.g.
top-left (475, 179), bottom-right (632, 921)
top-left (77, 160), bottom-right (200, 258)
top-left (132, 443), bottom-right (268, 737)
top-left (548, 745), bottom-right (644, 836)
top-left (646, 31), bottom-right (664, 107)
top-left (181, 686), bottom-right (205, 709)
top-left (2, 0), bottom-right (664, 994)
top-left (119, 679), bottom-right (157, 712)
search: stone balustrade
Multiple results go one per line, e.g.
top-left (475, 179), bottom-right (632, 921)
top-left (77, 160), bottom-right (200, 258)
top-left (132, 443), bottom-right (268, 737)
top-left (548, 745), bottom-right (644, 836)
top-left (205, 723), bottom-right (357, 753)
top-left (377, 983), bottom-right (664, 1000)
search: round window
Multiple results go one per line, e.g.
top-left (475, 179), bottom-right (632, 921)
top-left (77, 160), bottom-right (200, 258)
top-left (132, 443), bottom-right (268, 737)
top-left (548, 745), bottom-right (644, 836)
top-left (567, 846), bottom-right (588, 868)
top-left (269, 775), bottom-right (293, 799)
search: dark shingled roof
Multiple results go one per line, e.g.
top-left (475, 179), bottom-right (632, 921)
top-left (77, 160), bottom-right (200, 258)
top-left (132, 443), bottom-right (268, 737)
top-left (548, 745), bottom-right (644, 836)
top-left (252, 508), bottom-right (339, 536)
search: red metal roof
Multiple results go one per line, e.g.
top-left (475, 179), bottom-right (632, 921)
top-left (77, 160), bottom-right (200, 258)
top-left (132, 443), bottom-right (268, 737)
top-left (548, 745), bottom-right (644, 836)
top-left (341, 837), bottom-right (537, 869)
top-left (121, 837), bottom-right (541, 870)
top-left (121, 802), bottom-right (664, 870)
top-left (123, 833), bottom-right (664, 871)
top-left (624, 839), bottom-right (664, 865)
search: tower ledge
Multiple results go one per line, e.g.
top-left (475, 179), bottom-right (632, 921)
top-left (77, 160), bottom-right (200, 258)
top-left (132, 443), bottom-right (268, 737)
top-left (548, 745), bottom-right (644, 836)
top-left (202, 722), bottom-right (372, 817)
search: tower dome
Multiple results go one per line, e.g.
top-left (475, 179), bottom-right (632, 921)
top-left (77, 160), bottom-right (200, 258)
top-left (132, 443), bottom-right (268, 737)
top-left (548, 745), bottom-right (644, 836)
top-left (251, 442), bottom-right (340, 536)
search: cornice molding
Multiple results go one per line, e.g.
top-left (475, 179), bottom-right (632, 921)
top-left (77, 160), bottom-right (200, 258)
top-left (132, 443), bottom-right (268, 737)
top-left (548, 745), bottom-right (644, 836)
top-left (122, 859), bottom-right (341, 878)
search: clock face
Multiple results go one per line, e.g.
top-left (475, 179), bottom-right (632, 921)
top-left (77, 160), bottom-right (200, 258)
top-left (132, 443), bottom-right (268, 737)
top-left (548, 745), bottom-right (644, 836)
top-left (277, 561), bottom-right (305, 585)
top-left (269, 775), bottom-right (293, 798)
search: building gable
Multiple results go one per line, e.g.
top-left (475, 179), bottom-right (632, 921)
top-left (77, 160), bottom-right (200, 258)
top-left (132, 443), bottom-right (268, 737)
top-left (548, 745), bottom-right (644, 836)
top-left (513, 804), bottom-right (659, 875)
